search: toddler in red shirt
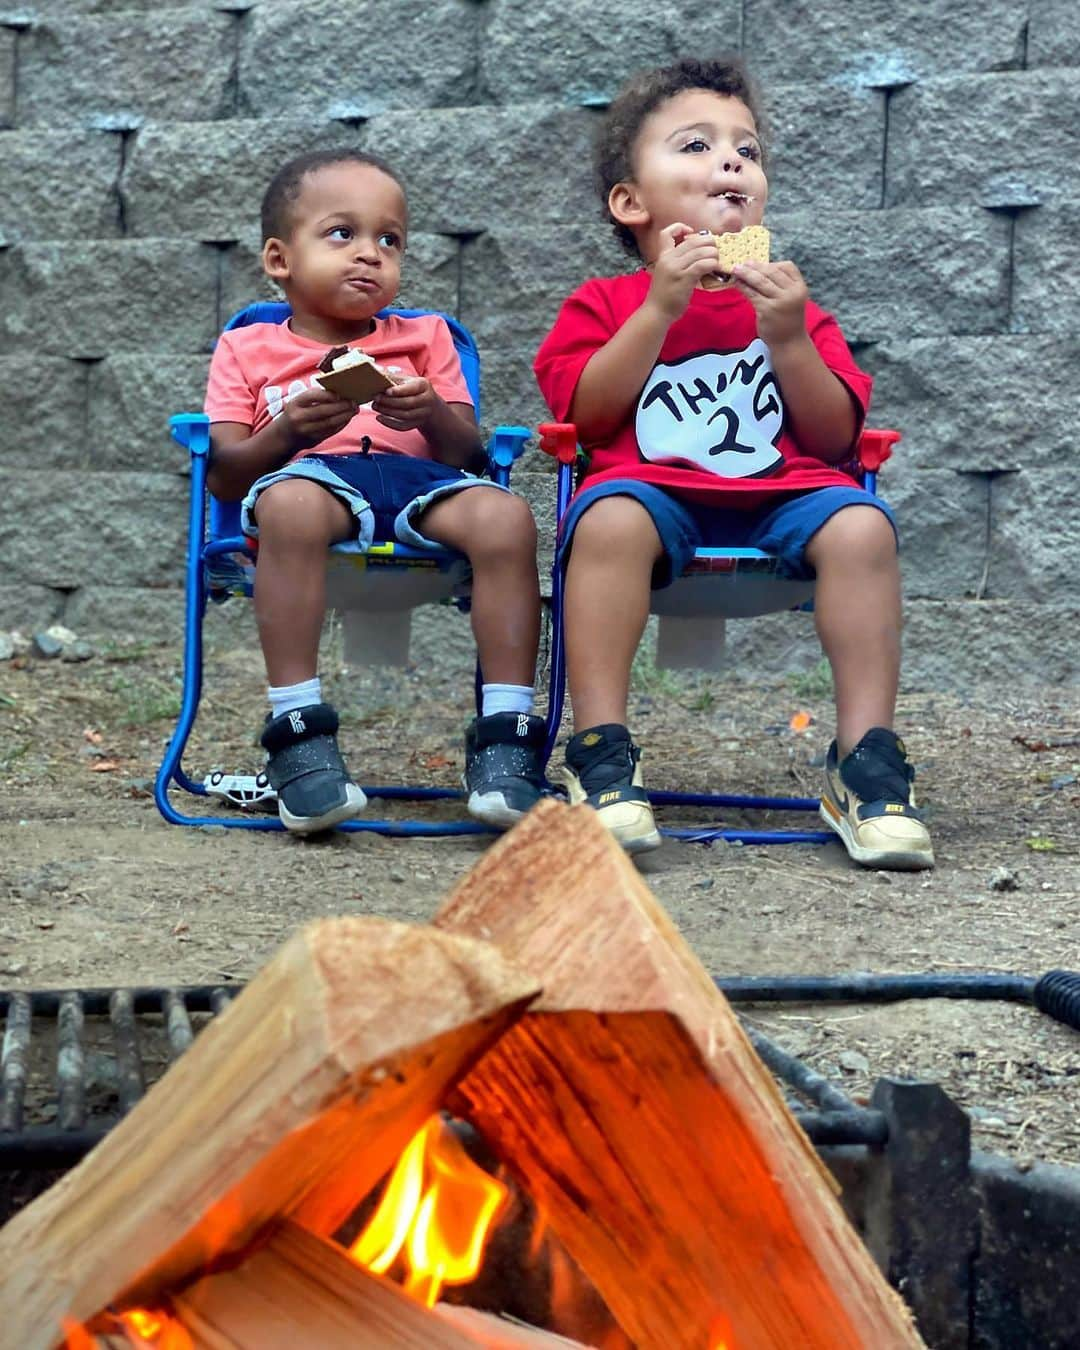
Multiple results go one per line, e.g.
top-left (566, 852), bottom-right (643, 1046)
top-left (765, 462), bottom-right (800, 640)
top-left (534, 57), bottom-right (933, 870)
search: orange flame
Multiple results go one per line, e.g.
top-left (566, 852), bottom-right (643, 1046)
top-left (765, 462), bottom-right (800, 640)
top-left (348, 1114), bottom-right (508, 1307)
top-left (60, 1308), bottom-right (193, 1349)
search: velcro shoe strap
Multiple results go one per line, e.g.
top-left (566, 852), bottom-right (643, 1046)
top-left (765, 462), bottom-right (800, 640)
top-left (261, 702), bottom-right (339, 753)
top-left (586, 784), bottom-right (651, 811)
top-left (264, 734), bottom-right (347, 792)
top-left (857, 799), bottom-right (925, 823)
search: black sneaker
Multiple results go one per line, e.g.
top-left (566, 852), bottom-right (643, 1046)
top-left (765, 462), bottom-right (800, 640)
top-left (820, 727), bottom-right (934, 870)
top-left (564, 724), bottom-right (661, 855)
top-left (260, 703), bottom-right (367, 834)
top-left (463, 712), bottom-right (547, 827)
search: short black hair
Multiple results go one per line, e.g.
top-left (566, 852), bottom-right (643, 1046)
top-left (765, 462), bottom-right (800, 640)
top-left (260, 149), bottom-right (406, 242)
top-left (594, 55), bottom-right (766, 257)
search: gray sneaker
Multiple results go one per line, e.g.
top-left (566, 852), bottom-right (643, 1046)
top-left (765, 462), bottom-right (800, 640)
top-left (260, 703), bottom-right (367, 834)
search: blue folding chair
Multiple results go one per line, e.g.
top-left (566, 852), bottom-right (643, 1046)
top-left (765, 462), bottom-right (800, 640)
top-left (538, 421), bottom-right (901, 846)
top-left (155, 302), bottom-right (537, 836)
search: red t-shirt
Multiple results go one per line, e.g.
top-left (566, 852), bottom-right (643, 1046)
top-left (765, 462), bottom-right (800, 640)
top-left (533, 271), bottom-right (872, 510)
top-left (205, 312), bottom-right (473, 461)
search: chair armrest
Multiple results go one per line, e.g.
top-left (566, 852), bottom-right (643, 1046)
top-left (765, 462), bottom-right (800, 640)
top-left (856, 428), bottom-right (901, 473)
top-left (170, 412), bottom-right (211, 457)
top-left (486, 424), bottom-right (532, 476)
top-left (537, 422), bottom-right (579, 465)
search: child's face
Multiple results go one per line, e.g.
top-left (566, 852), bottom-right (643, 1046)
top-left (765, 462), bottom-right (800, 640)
top-left (611, 89), bottom-right (767, 261)
top-left (263, 162), bottom-right (407, 330)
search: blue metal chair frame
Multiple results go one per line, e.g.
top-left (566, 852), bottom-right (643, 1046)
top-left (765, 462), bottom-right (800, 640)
top-left (155, 303), bottom-right (536, 836)
top-left (538, 422), bottom-right (900, 847)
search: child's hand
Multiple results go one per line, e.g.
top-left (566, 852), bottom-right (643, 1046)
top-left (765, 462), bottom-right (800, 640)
top-left (281, 387), bottom-right (357, 450)
top-left (645, 224), bottom-right (723, 322)
top-left (372, 377), bottom-right (440, 432)
top-left (730, 260), bottom-right (809, 349)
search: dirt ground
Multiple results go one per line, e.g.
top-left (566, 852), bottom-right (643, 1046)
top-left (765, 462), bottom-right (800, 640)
top-left (2, 624), bottom-right (1079, 1169)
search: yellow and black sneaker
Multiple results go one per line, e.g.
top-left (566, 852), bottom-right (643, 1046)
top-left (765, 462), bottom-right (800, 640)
top-left (820, 727), bottom-right (934, 871)
top-left (564, 724), bottom-right (661, 855)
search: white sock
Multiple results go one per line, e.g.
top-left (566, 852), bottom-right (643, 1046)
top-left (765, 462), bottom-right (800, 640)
top-left (268, 677), bottom-right (322, 720)
top-left (481, 683), bottom-right (535, 718)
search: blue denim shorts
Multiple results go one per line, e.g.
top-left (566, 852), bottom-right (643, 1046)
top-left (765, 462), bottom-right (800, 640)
top-left (557, 480), bottom-right (898, 587)
top-left (240, 452), bottom-right (507, 551)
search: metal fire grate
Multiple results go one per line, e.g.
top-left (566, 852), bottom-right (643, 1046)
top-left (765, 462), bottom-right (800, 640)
top-left (0, 983), bottom-right (880, 1169)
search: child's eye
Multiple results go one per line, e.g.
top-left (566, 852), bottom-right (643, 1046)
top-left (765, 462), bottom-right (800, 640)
top-left (681, 137), bottom-right (709, 153)
top-left (378, 231), bottom-right (402, 249)
top-left (327, 225), bottom-right (353, 241)
top-left (737, 143), bottom-right (761, 161)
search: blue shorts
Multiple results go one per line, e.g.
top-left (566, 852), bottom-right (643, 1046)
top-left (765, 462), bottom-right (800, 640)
top-left (557, 481), bottom-right (898, 587)
top-left (240, 452), bottom-right (507, 550)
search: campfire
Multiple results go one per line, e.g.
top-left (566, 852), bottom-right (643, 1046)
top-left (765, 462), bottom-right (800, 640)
top-left (0, 800), bottom-right (924, 1349)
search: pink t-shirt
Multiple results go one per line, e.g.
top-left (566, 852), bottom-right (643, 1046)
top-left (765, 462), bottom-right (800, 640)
top-left (204, 312), bottom-right (473, 460)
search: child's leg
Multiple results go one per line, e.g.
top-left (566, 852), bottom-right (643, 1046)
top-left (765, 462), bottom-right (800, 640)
top-left (803, 505), bottom-right (901, 757)
top-left (251, 478), bottom-right (355, 688)
top-left (563, 495), bottom-right (663, 730)
top-left (419, 486), bottom-right (541, 686)
top-left (246, 473), bottom-right (365, 833)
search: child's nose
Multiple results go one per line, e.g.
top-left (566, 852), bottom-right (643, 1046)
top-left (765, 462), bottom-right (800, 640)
top-left (720, 158), bottom-right (743, 174)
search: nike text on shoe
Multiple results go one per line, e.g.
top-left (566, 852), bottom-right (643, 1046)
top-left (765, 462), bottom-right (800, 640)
top-left (260, 702), bottom-right (367, 834)
top-left (564, 723), bottom-right (661, 855)
top-left (463, 712), bottom-right (547, 827)
top-left (820, 727), bottom-right (935, 871)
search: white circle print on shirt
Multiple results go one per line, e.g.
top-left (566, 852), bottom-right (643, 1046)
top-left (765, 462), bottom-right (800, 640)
top-left (635, 339), bottom-right (785, 479)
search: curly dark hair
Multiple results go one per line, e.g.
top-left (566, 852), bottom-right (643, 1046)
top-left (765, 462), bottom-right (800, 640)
top-left (260, 149), bottom-right (406, 242)
top-left (594, 56), bottom-right (766, 257)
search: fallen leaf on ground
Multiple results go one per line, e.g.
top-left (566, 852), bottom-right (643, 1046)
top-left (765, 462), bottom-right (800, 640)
top-left (789, 710), bottom-right (813, 734)
top-left (423, 753), bottom-right (454, 770)
top-left (89, 759), bottom-right (120, 773)
top-left (82, 727), bottom-right (103, 745)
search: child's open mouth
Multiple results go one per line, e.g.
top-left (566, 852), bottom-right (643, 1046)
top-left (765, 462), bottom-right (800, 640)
top-left (711, 190), bottom-right (755, 206)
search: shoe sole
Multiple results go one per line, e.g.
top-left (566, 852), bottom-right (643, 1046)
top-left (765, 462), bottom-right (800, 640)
top-left (279, 784), bottom-right (368, 835)
top-left (819, 801), bottom-right (935, 871)
top-left (466, 789), bottom-right (530, 829)
top-left (619, 828), bottom-right (663, 856)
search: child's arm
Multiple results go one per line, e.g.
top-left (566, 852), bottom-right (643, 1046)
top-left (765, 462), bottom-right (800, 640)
top-left (731, 260), bottom-right (858, 462)
top-left (569, 225), bottom-right (722, 441)
top-left (371, 380), bottom-right (484, 471)
top-left (206, 388), bottom-right (358, 500)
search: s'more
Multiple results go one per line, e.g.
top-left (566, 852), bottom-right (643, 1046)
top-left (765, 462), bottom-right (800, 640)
top-left (700, 225), bottom-right (771, 291)
top-left (314, 345), bottom-right (401, 403)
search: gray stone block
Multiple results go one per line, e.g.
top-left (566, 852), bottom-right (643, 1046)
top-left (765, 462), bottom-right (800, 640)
top-left (744, 0), bottom-right (1028, 85)
top-left (123, 119), bottom-right (360, 239)
top-left (866, 335), bottom-right (1079, 471)
top-left (16, 9), bottom-right (235, 127)
top-left (715, 597), bottom-right (1080, 689)
top-left (0, 241), bottom-right (219, 356)
top-left (1012, 206), bottom-right (1080, 335)
top-left (239, 0), bottom-right (478, 119)
top-left (0, 357), bottom-right (88, 467)
top-left (481, 0), bottom-right (741, 105)
top-left (62, 583), bottom-right (185, 641)
top-left (763, 82), bottom-right (884, 213)
top-left (986, 466), bottom-right (1078, 603)
top-left (768, 206), bottom-right (1011, 342)
top-left (902, 598), bottom-right (1080, 687)
top-left (886, 72), bottom-right (1080, 209)
top-left (0, 28), bottom-right (14, 128)
top-left (87, 354), bottom-right (211, 471)
top-left (460, 225), bottom-right (628, 349)
top-left (882, 467), bottom-right (988, 599)
top-left (0, 469), bottom-right (188, 588)
top-left (1028, 0), bottom-right (1080, 66)
top-left (0, 129), bottom-right (118, 242)
top-left (477, 346), bottom-right (550, 442)
top-left (364, 103), bottom-right (598, 233)
top-left (218, 229), bottom-right (461, 330)
top-left (0, 583), bottom-right (60, 630)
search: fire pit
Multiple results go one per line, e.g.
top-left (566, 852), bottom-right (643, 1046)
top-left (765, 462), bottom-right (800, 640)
top-left (2, 802), bottom-right (1078, 1349)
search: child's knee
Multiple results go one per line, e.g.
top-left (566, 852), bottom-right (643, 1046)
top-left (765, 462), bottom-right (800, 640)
top-left (253, 480), bottom-right (339, 542)
top-left (572, 494), bottom-right (657, 553)
top-left (469, 489), bottom-right (537, 556)
top-left (812, 505), bottom-right (896, 567)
